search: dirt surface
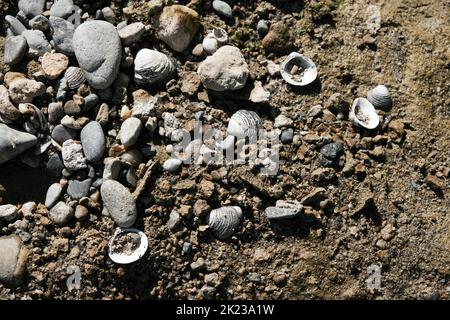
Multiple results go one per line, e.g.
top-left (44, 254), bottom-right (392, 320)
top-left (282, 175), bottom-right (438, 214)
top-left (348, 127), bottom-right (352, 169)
top-left (0, 0), bottom-right (449, 300)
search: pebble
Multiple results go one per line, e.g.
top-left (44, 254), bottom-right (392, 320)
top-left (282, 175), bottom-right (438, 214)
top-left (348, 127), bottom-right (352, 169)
top-left (274, 114), bottom-right (293, 128)
top-left (212, 0), bottom-right (233, 18)
top-left (0, 235), bottom-right (28, 287)
top-left (163, 158), bottom-right (183, 173)
top-left (45, 183), bottom-right (63, 208)
top-left (126, 167), bottom-right (138, 187)
top-left (67, 178), bottom-right (92, 200)
top-left (103, 158), bottom-right (121, 180)
top-left (0, 124), bottom-right (38, 164)
top-left (19, 0), bottom-right (46, 18)
top-left (182, 242), bottom-right (192, 255)
top-left (4, 35), bottom-right (28, 65)
top-left (7, 78), bottom-right (46, 104)
top-left (262, 22), bottom-right (293, 52)
top-left (190, 257), bottom-right (206, 271)
top-left (83, 93), bottom-right (99, 112)
top-left (100, 180), bottom-right (137, 227)
top-left (0, 204), bottom-right (18, 222)
top-left (425, 175), bottom-right (444, 191)
top-left (49, 16), bottom-right (75, 56)
top-left (264, 200), bottom-right (303, 220)
top-left (51, 124), bottom-right (77, 144)
top-left (50, 0), bottom-right (74, 18)
top-left (29, 15), bottom-right (49, 32)
top-left (167, 210), bottom-right (181, 230)
top-left (131, 90), bottom-right (157, 120)
top-left (5, 15), bottom-right (27, 35)
top-left (73, 21), bottom-right (122, 90)
top-left (257, 20), bottom-right (269, 37)
top-left (46, 153), bottom-right (64, 177)
top-left (118, 22), bottom-right (145, 46)
top-left (318, 143), bottom-right (344, 167)
top-left (101, 7), bottom-right (117, 24)
top-left (281, 128), bottom-right (294, 143)
top-left (49, 201), bottom-right (74, 225)
top-left (0, 85), bottom-right (21, 123)
top-left (74, 205), bottom-right (89, 221)
top-left (197, 45), bottom-right (249, 91)
top-left (22, 29), bottom-right (52, 57)
top-left (154, 5), bottom-right (200, 52)
top-left (80, 121), bottom-right (105, 162)
top-left (61, 139), bottom-right (87, 171)
top-left (42, 52), bottom-right (69, 80)
top-left (119, 117), bottom-right (142, 147)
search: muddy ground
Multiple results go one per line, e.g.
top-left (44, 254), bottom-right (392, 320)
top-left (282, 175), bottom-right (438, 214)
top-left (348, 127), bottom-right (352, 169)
top-left (0, 0), bottom-right (449, 299)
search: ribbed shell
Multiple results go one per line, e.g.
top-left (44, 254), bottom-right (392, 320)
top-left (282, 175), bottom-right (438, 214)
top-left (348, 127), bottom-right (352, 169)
top-left (349, 98), bottom-right (380, 130)
top-left (280, 52), bottom-right (317, 86)
top-left (65, 67), bottom-right (86, 90)
top-left (208, 206), bottom-right (243, 240)
top-left (134, 49), bottom-right (176, 86)
top-left (227, 110), bottom-right (262, 137)
top-left (367, 85), bottom-right (392, 109)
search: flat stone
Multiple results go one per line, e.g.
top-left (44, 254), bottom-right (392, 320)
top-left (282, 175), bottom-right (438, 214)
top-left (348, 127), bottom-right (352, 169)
top-left (67, 178), bottom-right (92, 200)
top-left (118, 22), bottom-right (145, 46)
top-left (51, 124), bottom-right (77, 144)
top-left (212, 0), bottom-right (233, 18)
top-left (100, 180), bottom-right (137, 227)
top-left (19, 0), bottom-right (46, 18)
top-left (45, 183), bottom-right (63, 208)
top-left (22, 29), bottom-right (52, 57)
top-left (61, 139), bottom-right (87, 171)
top-left (49, 201), bottom-right (74, 225)
top-left (102, 158), bottom-right (121, 180)
top-left (0, 204), bottom-right (18, 222)
top-left (49, 16), bottom-right (75, 56)
top-left (8, 78), bottom-right (46, 104)
top-left (0, 124), bottom-right (38, 164)
top-left (197, 45), bottom-right (249, 91)
top-left (73, 20), bottom-right (122, 90)
top-left (50, 0), bottom-right (75, 18)
top-left (0, 85), bottom-right (21, 124)
top-left (119, 117), bottom-right (142, 147)
top-left (41, 52), bottom-right (69, 80)
top-left (46, 153), bottom-right (64, 177)
top-left (264, 200), bottom-right (303, 220)
top-left (80, 121), bottom-right (105, 162)
top-left (4, 35), bottom-right (28, 65)
top-left (5, 15), bottom-right (27, 35)
top-left (0, 235), bottom-right (28, 287)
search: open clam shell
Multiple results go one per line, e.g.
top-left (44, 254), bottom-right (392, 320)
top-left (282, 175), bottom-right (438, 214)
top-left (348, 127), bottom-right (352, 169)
top-left (227, 110), bottom-right (262, 138)
top-left (207, 206), bottom-right (243, 240)
top-left (280, 52), bottom-right (317, 86)
top-left (108, 227), bottom-right (149, 264)
top-left (367, 85), bottom-right (392, 109)
top-left (349, 98), bottom-right (380, 130)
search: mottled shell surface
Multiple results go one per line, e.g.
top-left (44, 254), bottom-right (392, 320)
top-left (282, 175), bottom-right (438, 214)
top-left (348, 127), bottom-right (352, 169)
top-left (108, 227), bottom-right (149, 264)
top-left (208, 206), bottom-right (243, 240)
top-left (280, 52), bottom-right (317, 86)
top-left (227, 110), bottom-right (262, 138)
top-left (367, 85), bottom-right (392, 109)
top-left (349, 98), bottom-right (380, 130)
top-left (65, 66), bottom-right (86, 90)
top-left (134, 49), bottom-right (176, 86)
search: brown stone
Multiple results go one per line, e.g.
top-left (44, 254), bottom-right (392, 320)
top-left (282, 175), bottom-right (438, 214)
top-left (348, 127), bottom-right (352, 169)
top-left (41, 52), bottom-right (69, 80)
top-left (261, 22), bottom-right (293, 52)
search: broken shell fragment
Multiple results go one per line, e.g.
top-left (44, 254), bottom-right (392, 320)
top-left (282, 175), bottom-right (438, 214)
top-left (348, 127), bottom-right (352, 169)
top-left (65, 67), bottom-right (86, 90)
top-left (349, 98), bottom-right (380, 130)
top-left (227, 110), bottom-right (262, 138)
top-left (280, 52), bottom-right (317, 86)
top-left (207, 206), bottom-right (243, 240)
top-left (108, 227), bottom-right (149, 264)
top-left (264, 200), bottom-right (303, 220)
top-left (367, 85), bottom-right (392, 109)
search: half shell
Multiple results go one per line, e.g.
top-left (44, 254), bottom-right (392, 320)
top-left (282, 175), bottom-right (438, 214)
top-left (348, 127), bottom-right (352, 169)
top-left (108, 227), bottom-right (149, 264)
top-left (280, 52), bottom-right (317, 86)
top-left (207, 206), bottom-right (243, 240)
top-left (349, 98), bottom-right (380, 130)
top-left (65, 67), bottom-right (86, 90)
top-left (134, 49), bottom-right (176, 86)
top-left (227, 110), bottom-right (262, 138)
top-left (367, 85), bottom-right (392, 109)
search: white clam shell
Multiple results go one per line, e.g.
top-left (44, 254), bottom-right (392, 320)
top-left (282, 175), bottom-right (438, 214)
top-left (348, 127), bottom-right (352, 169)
top-left (108, 227), bottom-right (149, 264)
top-left (280, 52), bottom-right (318, 86)
top-left (367, 85), bottom-right (392, 109)
top-left (207, 206), bottom-right (243, 240)
top-left (227, 110), bottom-right (262, 137)
top-left (65, 67), bottom-right (86, 90)
top-left (349, 98), bottom-right (380, 130)
top-left (134, 49), bottom-right (176, 86)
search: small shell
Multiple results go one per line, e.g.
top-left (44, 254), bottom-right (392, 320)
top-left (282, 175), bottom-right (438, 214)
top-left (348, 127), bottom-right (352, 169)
top-left (280, 52), bottom-right (318, 86)
top-left (134, 49), bottom-right (176, 86)
top-left (65, 67), bottom-right (86, 90)
top-left (227, 110), bottom-right (262, 137)
top-left (207, 206), bottom-right (243, 240)
top-left (210, 28), bottom-right (228, 45)
top-left (108, 227), bottom-right (149, 264)
top-left (202, 36), bottom-right (219, 55)
top-left (349, 98), bottom-right (380, 130)
top-left (264, 200), bottom-right (303, 220)
top-left (367, 85), bottom-right (392, 109)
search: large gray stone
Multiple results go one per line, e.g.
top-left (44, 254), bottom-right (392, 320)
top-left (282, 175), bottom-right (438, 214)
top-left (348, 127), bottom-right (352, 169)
top-left (51, 124), bottom-right (77, 144)
top-left (49, 16), bottom-right (75, 56)
top-left (0, 235), bottom-right (28, 287)
top-left (0, 124), bottom-right (37, 164)
top-left (19, 0), bottom-right (46, 18)
top-left (100, 180), bottom-right (137, 227)
top-left (80, 121), bottom-right (105, 162)
top-left (4, 35), bottom-right (28, 65)
top-left (73, 21), bottom-right (122, 90)
top-left (22, 29), bottom-right (52, 57)
top-left (50, 0), bottom-right (75, 18)
top-left (5, 15), bottom-right (27, 35)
